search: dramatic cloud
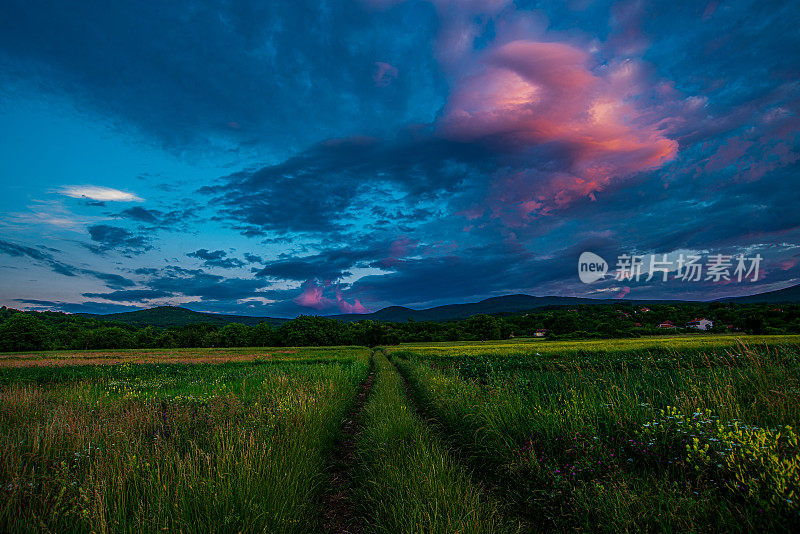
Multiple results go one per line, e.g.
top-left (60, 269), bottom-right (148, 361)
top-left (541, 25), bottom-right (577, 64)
top-left (59, 185), bottom-right (143, 202)
top-left (439, 40), bottom-right (677, 217)
top-left (143, 267), bottom-right (267, 301)
top-left (201, 137), bottom-right (488, 236)
top-left (0, 239), bottom-right (71, 270)
top-left (1, 1), bottom-right (799, 315)
top-left (293, 279), bottom-right (368, 314)
top-left (243, 253), bottom-right (264, 264)
top-left (86, 271), bottom-right (137, 290)
top-left (113, 206), bottom-right (199, 232)
top-left (0, 1), bottom-right (441, 151)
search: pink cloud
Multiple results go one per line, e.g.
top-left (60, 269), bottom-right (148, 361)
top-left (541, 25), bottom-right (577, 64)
top-left (615, 286), bottom-right (631, 299)
top-left (388, 236), bottom-right (416, 259)
top-left (336, 288), bottom-right (368, 313)
top-left (704, 138), bottom-right (754, 174)
top-left (375, 237), bottom-right (419, 268)
top-left (293, 281), bottom-right (328, 310)
top-left (363, 0), bottom-right (680, 222)
top-left (293, 280), bottom-right (369, 314)
top-left (439, 38), bottom-right (678, 221)
top-left (373, 62), bottom-right (399, 87)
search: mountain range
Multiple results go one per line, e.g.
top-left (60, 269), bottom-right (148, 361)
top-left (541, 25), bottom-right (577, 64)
top-left (78, 283), bottom-right (800, 328)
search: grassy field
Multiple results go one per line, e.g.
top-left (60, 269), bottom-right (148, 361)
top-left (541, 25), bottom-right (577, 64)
top-left (1, 335), bottom-right (799, 532)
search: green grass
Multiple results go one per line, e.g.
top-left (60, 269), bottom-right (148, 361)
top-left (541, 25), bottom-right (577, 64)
top-left (391, 340), bottom-right (800, 531)
top-left (3, 338), bottom-right (800, 532)
top-left (355, 352), bottom-right (515, 533)
top-left (397, 334), bottom-right (800, 357)
top-left (0, 349), bottom-right (370, 533)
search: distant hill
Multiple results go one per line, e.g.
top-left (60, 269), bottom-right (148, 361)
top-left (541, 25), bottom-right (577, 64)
top-left (328, 294), bottom-right (620, 322)
top-left (80, 306), bottom-right (286, 328)
top-left (719, 283), bottom-right (800, 304)
top-left (80, 295), bottom-right (625, 328)
top-left (79, 284), bottom-right (800, 328)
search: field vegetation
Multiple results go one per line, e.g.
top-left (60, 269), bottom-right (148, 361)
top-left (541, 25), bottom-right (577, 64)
top-left (390, 337), bottom-right (800, 531)
top-left (1, 336), bottom-right (798, 532)
top-left (0, 348), bottom-right (370, 532)
top-left (2, 301), bottom-right (799, 352)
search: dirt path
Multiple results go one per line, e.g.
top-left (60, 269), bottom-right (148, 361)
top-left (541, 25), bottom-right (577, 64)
top-left (319, 352), bottom-right (376, 534)
top-left (389, 354), bottom-right (531, 532)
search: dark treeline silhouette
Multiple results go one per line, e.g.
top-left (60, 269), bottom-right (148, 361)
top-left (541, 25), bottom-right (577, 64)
top-left (0, 302), bottom-right (798, 352)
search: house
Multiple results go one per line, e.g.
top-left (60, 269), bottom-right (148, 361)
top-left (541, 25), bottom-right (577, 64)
top-left (534, 329), bottom-right (547, 337)
top-left (686, 318), bottom-right (713, 331)
top-left (640, 307), bottom-right (651, 313)
top-left (657, 321), bottom-right (677, 329)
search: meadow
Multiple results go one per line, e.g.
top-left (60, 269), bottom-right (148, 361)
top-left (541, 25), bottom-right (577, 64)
top-left (1, 335), bottom-right (799, 532)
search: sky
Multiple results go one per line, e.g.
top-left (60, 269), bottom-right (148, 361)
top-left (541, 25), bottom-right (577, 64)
top-left (1, 0), bottom-right (799, 318)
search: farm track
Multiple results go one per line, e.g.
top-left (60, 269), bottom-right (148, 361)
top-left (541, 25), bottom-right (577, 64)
top-left (319, 352), bottom-right (376, 534)
top-left (390, 354), bottom-right (535, 531)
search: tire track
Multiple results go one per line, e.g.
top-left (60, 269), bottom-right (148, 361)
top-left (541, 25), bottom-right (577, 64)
top-left (319, 352), bottom-right (376, 534)
top-left (389, 353), bottom-right (531, 532)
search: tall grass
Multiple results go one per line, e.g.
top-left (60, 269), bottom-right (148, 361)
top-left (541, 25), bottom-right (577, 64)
top-left (393, 342), bottom-right (800, 531)
top-left (0, 354), bottom-right (369, 533)
top-left (354, 353), bottom-right (515, 533)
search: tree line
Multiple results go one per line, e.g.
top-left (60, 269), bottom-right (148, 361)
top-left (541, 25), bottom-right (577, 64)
top-left (0, 302), bottom-right (798, 352)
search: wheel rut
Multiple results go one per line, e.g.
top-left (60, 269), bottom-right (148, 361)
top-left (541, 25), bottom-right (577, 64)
top-left (319, 352), bottom-right (376, 534)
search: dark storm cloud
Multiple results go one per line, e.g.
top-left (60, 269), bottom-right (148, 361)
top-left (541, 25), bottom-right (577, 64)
top-left (201, 136), bottom-right (490, 236)
top-left (186, 249), bottom-right (245, 269)
top-left (86, 224), bottom-right (151, 254)
top-left (0, 0), bottom-right (442, 151)
top-left (3, 1), bottom-right (799, 314)
top-left (143, 267), bottom-right (268, 301)
top-left (255, 259), bottom-right (347, 282)
top-left (253, 237), bottom-right (425, 282)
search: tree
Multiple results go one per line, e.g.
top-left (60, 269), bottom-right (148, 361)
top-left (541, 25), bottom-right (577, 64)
top-left (0, 313), bottom-right (50, 352)
top-left (464, 314), bottom-right (503, 340)
top-left (277, 316), bottom-right (342, 346)
top-left (251, 322), bottom-right (278, 347)
top-left (220, 323), bottom-right (251, 347)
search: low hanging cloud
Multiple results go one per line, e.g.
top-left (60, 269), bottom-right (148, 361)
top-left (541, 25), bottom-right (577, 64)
top-left (0, 238), bottom-right (136, 288)
top-left (59, 185), bottom-right (143, 202)
top-left (293, 279), bottom-right (368, 313)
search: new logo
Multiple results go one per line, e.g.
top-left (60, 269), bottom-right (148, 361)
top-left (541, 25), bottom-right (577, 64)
top-left (578, 252), bottom-right (608, 284)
